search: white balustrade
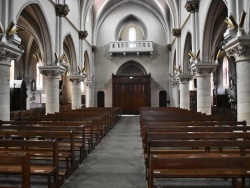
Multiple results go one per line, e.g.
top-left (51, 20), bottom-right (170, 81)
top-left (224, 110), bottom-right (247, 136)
top-left (109, 41), bottom-right (153, 58)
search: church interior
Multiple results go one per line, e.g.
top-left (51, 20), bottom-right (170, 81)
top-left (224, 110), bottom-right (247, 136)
top-left (1, 0), bottom-right (250, 187)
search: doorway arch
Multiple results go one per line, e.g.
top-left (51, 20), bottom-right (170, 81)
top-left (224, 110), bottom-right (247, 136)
top-left (112, 61), bottom-right (151, 115)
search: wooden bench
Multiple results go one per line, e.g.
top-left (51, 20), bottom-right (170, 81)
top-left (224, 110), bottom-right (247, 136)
top-left (0, 139), bottom-right (64, 188)
top-left (149, 154), bottom-right (250, 188)
top-left (145, 134), bottom-right (250, 181)
top-left (0, 129), bottom-right (77, 178)
top-left (0, 152), bottom-right (30, 188)
top-left (0, 124), bottom-right (87, 162)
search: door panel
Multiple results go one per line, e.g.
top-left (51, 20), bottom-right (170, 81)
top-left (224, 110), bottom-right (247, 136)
top-left (112, 74), bottom-right (151, 115)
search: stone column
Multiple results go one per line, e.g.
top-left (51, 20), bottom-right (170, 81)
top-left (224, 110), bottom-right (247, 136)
top-left (190, 63), bottom-right (218, 114)
top-left (39, 66), bottom-right (66, 114)
top-left (170, 79), bottom-right (179, 107)
top-left (85, 80), bottom-right (93, 107)
top-left (68, 75), bottom-right (86, 110)
top-left (0, 34), bottom-right (23, 120)
top-left (223, 23), bottom-right (250, 124)
top-left (178, 74), bottom-right (193, 110)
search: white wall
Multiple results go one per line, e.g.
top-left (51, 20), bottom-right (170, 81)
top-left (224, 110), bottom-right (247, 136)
top-left (94, 2), bottom-right (168, 107)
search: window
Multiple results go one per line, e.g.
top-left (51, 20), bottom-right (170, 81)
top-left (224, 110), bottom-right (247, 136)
top-left (36, 63), bottom-right (43, 90)
top-left (223, 57), bottom-right (229, 88)
top-left (128, 27), bottom-right (136, 48)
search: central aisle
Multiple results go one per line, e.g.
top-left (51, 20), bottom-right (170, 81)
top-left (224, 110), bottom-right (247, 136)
top-left (62, 116), bottom-right (147, 188)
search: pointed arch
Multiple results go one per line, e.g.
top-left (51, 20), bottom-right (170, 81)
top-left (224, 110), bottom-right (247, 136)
top-left (17, 3), bottom-right (52, 66)
top-left (63, 34), bottom-right (77, 75)
top-left (183, 32), bottom-right (192, 74)
top-left (202, 0), bottom-right (227, 63)
top-left (115, 14), bottom-right (147, 41)
top-left (116, 61), bottom-right (147, 75)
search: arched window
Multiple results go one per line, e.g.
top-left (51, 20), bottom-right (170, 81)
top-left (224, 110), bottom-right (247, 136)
top-left (36, 63), bottom-right (43, 90)
top-left (128, 27), bottom-right (136, 48)
top-left (223, 57), bottom-right (229, 88)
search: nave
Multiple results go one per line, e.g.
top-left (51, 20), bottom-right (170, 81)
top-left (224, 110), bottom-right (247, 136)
top-left (62, 116), bottom-right (235, 188)
top-left (62, 116), bottom-right (146, 188)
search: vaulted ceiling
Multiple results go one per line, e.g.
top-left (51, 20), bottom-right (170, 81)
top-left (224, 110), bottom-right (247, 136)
top-left (84, 0), bottom-right (179, 42)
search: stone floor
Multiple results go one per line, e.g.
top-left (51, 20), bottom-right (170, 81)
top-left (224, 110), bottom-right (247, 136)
top-left (62, 115), bottom-right (146, 188)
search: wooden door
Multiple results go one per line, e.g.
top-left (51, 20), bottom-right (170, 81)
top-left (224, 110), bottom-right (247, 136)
top-left (112, 74), bottom-right (151, 115)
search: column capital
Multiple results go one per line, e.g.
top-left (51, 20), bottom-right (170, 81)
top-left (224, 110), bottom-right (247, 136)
top-left (55, 4), bottom-right (70, 17)
top-left (0, 35), bottom-right (23, 65)
top-left (68, 74), bottom-right (86, 83)
top-left (166, 44), bottom-right (171, 51)
top-left (79, 31), bottom-right (88, 40)
top-left (84, 80), bottom-right (93, 87)
top-left (185, 0), bottom-right (199, 13)
top-left (170, 79), bottom-right (179, 87)
top-left (190, 62), bottom-right (218, 76)
top-left (39, 65), bottom-right (66, 77)
top-left (177, 74), bottom-right (193, 83)
top-left (223, 30), bottom-right (250, 62)
top-left (172, 28), bottom-right (181, 38)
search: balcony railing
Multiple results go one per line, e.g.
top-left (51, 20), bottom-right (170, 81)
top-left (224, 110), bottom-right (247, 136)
top-left (109, 41), bottom-right (153, 58)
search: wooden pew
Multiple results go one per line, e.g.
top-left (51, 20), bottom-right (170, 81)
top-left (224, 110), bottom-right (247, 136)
top-left (0, 152), bottom-right (30, 188)
top-left (0, 129), bottom-right (77, 178)
top-left (141, 120), bottom-right (247, 144)
top-left (0, 139), bottom-right (64, 188)
top-left (0, 124), bottom-right (87, 162)
top-left (144, 133), bottom-right (250, 181)
top-left (149, 154), bottom-right (250, 188)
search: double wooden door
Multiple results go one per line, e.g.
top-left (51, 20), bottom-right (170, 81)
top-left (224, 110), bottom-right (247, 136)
top-left (112, 74), bottom-right (151, 115)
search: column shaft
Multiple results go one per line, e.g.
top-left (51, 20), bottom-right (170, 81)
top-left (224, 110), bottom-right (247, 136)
top-left (0, 64), bottom-right (10, 120)
top-left (71, 80), bottom-right (81, 109)
top-left (45, 76), bottom-right (60, 114)
top-left (197, 75), bottom-right (211, 114)
top-left (191, 13), bottom-right (196, 53)
top-left (179, 81), bottom-right (190, 110)
top-left (237, 61), bottom-right (250, 123)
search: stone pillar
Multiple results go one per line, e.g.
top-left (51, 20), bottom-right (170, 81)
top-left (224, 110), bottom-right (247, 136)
top-left (0, 33), bottom-right (23, 120)
top-left (223, 23), bottom-right (250, 124)
top-left (68, 75), bottom-right (85, 110)
top-left (39, 66), bottom-right (66, 114)
top-left (178, 74), bottom-right (193, 110)
top-left (190, 63), bottom-right (218, 114)
top-left (85, 80), bottom-right (93, 107)
top-left (170, 79), bottom-right (179, 107)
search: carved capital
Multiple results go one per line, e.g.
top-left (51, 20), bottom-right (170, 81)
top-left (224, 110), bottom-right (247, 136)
top-left (0, 41), bottom-right (23, 65)
top-left (84, 80), bottom-right (93, 87)
top-left (172, 28), bottom-right (181, 37)
top-left (68, 75), bottom-right (85, 83)
top-left (190, 62), bottom-right (218, 76)
top-left (92, 46), bottom-right (97, 53)
top-left (223, 36), bottom-right (250, 62)
top-left (79, 31), bottom-right (88, 40)
top-left (55, 4), bottom-right (70, 17)
top-left (39, 65), bottom-right (66, 77)
top-left (178, 74), bottom-right (193, 83)
top-left (185, 0), bottom-right (199, 12)
top-left (170, 79), bottom-right (179, 87)
top-left (166, 44), bottom-right (171, 51)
